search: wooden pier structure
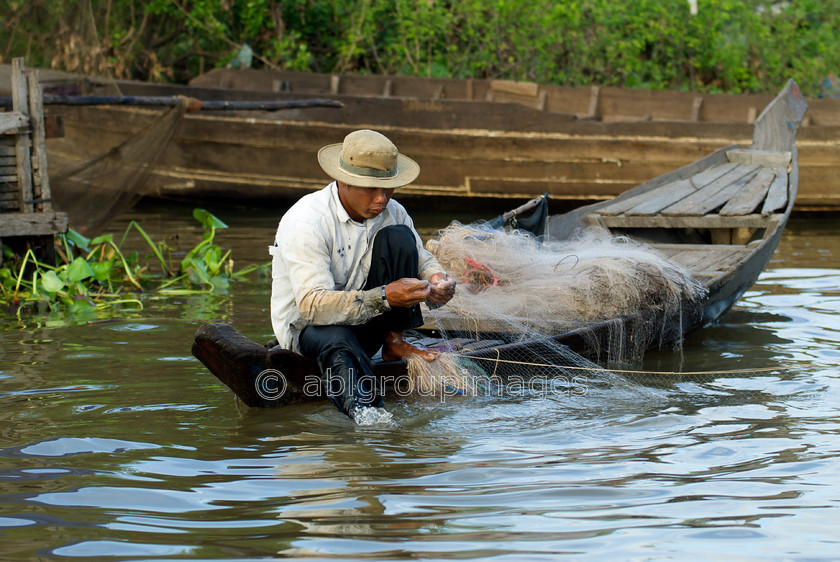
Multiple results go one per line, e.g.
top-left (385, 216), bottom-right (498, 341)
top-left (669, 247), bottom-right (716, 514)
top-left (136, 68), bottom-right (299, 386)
top-left (0, 58), bottom-right (67, 263)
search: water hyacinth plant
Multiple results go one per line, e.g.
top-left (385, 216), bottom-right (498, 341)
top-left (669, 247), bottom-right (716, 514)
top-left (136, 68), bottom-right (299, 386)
top-left (0, 209), bottom-right (262, 318)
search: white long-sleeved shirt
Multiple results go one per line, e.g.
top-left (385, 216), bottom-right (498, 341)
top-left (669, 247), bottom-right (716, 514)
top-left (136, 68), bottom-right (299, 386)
top-left (269, 182), bottom-right (444, 353)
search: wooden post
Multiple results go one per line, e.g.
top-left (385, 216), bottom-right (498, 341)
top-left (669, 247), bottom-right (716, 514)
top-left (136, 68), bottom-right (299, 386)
top-left (691, 96), bottom-right (704, 122)
top-left (587, 86), bottom-right (601, 119)
top-left (11, 58), bottom-right (34, 214)
top-left (27, 69), bottom-right (52, 212)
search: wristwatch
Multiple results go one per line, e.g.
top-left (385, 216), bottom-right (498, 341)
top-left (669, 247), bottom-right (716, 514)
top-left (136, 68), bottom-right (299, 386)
top-left (381, 285), bottom-right (390, 309)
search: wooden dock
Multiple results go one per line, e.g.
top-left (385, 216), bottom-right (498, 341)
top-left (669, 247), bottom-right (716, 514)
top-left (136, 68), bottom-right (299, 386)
top-left (0, 58), bottom-right (68, 262)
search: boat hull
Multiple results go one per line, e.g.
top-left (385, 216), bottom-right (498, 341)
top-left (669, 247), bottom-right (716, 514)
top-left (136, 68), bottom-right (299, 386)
top-left (16, 67), bottom-right (834, 212)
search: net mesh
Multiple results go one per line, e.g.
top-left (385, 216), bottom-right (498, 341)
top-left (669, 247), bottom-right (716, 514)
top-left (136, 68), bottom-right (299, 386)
top-left (50, 100), bottom-right (188, 235)
top-left (426, 222), bottom-right (706, 333)
top-left (404, 220), bottom-right (715, 397)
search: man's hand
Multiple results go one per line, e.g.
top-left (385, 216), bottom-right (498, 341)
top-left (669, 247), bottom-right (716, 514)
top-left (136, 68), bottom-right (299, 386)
top-left (427, 272), bottom-right (456, 307)
top-left (384, 278), bottom-right (431, 308)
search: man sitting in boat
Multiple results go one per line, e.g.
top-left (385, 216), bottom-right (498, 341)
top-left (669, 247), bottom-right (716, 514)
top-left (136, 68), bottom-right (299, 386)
top-left (269, 129), bottom-right (456, 419)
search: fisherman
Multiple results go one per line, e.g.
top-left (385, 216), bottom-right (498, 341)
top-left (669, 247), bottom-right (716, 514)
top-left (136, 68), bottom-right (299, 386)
top-left (269, 129), bottom-right (456, 420)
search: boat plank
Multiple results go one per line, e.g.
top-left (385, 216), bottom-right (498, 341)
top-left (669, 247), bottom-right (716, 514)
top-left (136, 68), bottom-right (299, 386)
top-left (711, 248), bottom-right (753, 272)
top-left (651, 243), bottom-right (747, 252)
top-left (726, 148), bottom-right (790, 167)
top-left (719, 168), bottom-right (777, 216)
top-left (662, 164), bottom-right (759, 216)
top-left (623, 179), bottom-right (696, 216)
top-left (597, 162), bottom-right (739, 217)
top-left (593, 213), bottom-right (777, 229)
top-left (761, 169), bottom-right (789, 215)
top-left (668, 247), bottom-right (747, 272)
top-left (690, 271), bottom-right (725, 279)
top-left (622, 162), bottom-right (741, 216)
top-left (689, 161), bottom-right (741, 188)
top-left (597, 178), bottom-right (692, 216)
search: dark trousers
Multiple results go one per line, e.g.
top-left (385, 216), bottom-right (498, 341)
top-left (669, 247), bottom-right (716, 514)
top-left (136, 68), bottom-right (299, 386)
top-left (299, 225), bottom-right (424, 416)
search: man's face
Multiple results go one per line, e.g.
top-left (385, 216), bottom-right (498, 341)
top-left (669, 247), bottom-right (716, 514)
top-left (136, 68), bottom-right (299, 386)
top-left (337, 181), bottom-right (395, 222)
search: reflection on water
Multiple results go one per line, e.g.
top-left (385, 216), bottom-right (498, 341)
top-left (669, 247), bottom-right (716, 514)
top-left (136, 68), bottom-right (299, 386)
top-left (1, 206), bottom-right (839, 559)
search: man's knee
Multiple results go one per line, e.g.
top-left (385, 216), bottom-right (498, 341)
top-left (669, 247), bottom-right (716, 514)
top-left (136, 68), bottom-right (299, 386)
top-left (376, 225), bottom-right (418, 258)
top-left (368, 225), bottom-right (419, 288)
top-left (299, 325), bottom-right (360, 359)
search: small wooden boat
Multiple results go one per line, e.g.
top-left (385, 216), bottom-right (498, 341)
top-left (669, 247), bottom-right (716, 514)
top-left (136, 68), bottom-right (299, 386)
top-left (192, 80), bottom-right (806, 408)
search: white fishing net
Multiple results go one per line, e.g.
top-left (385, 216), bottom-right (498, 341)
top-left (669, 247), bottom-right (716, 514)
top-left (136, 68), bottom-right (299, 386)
top-left (427, 222), bottom-right (707, 335)
top-left (404, 221), bottom-right (710, 397)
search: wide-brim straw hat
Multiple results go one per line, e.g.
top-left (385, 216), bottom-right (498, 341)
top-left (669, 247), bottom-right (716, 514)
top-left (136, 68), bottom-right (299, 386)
top-left (318, 129), bottom-right (420, 188)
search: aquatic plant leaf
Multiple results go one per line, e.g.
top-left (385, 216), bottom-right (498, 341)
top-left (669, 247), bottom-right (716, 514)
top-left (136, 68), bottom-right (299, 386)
top-left (183, 257), bottom-right (210, 286)
top-left (90, 261), bottom-right (114, 282)
top-left (65, 257), bottom-right (96, 283)
top-left (41, 270), bottom-right (66, 292)
top-left (204, 245), bottom-right (223, 274)
top-left (193, 209), bottom-right (228, 230)
top-left (66, 229), bottom-right (91, 251)
top-left (91, 234), bottom-right (114, 246)
top-left (68, 299), bottom-right (96, 318)
top-left (209, 274), bottom-right (229, 291)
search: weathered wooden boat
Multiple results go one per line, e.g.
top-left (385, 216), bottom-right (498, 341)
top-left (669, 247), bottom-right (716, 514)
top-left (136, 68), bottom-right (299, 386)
top-left (192, 80), bottom-right (806, 408)
top-left (182, 68), bottom-right (838, 212)
top-left (1, 64), bottom-right (836, 213)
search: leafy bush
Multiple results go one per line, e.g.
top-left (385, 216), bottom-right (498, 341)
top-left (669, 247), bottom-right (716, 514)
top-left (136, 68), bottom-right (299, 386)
top-left (1, 0), bottom-right (839, 96)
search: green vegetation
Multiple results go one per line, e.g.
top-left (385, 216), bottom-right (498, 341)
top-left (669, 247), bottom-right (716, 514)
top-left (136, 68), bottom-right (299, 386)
top-left (2, 0), bottom-right (839, 96)
top-left (0, 209), bottom-right (262, 319)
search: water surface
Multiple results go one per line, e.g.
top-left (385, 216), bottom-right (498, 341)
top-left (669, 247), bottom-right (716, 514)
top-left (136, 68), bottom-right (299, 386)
top-left (1, 203), bottom-right (838, 559)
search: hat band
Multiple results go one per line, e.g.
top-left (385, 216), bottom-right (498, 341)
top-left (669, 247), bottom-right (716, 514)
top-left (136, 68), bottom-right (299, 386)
top-left (339, 157), bottom-right (398, 179)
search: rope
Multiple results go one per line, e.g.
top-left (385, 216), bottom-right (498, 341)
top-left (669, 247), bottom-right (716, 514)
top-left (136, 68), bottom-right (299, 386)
top-left (455, 352), bottom-right (794, 377)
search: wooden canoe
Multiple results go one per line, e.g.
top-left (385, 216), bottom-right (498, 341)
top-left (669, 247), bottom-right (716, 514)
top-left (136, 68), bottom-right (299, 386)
top-left (192, 80), bottom-right (806, 408)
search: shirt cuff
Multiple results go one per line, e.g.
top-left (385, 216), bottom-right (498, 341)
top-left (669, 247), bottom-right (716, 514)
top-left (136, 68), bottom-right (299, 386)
top-left (363, 286), bottom-right (390, 315)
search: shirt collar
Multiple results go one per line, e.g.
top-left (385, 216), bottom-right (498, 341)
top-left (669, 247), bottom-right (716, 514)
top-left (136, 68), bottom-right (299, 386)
top-left (329, 182), bottom-right (354, 224)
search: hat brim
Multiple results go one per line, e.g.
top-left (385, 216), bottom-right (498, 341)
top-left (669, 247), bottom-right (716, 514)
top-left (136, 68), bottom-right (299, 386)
top-left (317, 143), bottom-right (420, 188)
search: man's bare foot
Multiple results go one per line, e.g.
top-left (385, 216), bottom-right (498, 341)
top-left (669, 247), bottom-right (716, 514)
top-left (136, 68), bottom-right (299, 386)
top-left (382, 330), bottom-right (438, 362)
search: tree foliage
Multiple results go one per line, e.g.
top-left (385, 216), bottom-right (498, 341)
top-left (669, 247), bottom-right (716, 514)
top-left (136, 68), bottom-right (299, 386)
top-left (1, 0), bottom-right (838, 96)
